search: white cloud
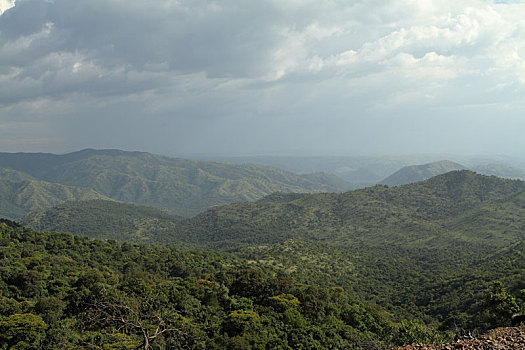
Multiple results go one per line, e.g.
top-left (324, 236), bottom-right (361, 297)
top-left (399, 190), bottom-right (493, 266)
top-left (0, 0), bottom-right (14, 15)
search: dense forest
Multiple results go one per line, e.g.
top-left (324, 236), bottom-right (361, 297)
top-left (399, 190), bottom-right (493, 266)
top-left (0, 220), bottom-right (460, 349)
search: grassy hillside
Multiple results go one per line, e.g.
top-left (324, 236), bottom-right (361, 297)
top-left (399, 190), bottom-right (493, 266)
top-left (0, 149), bottom-right (352, 217)
top-left (0, 179), bottom-right (110, 219)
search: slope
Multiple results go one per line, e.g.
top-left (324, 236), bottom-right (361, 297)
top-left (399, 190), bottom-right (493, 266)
top-left (0, 178), bottom-right (110, 219)
top-left (170, 171), bottom-right (525, 329)
top-left (16, 171), bottom-right (525, 331)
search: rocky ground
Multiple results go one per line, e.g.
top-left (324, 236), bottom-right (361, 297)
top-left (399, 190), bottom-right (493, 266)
top-left (393, 327), bottom-right (525, 349)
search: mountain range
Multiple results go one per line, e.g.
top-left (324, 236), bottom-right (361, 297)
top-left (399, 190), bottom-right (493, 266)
top-left (2, 147), bottom-right (525, 347)
top-left (379, 160), bottom-right (467, 186)
top-left (198, 154), bottom-right (525, 183)
top-left (3, 149), bottom-right (525, 220)
top-left (0, 149), bottom-right (352, 218)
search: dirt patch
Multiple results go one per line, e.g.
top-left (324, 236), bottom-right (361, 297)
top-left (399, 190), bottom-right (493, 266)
top-left (393, 327), bottom-right (525, 349)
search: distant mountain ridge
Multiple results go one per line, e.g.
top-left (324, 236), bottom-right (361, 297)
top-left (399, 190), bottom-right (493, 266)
top-left (472, 163), bottom-right (525, 180)
top-left (379, 160), bottom-right (525, 186)
top-left (0, 149), bottom-right (352, 217)
top-left (379, 160), bottom-right (467, 186)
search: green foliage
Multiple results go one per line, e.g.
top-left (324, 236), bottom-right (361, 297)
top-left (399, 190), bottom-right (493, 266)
top-left (20, 199), bottom-right (184, 244)
top-left (268, 294), bottom-right (300, 311)
top-left (393, 319), bottom-right (450, 345)
top-left (11, 170), bottom-right (525, 340)
top-left (0, 313), bottom-right (47, 349)
top-left (3, 169), bottom-right (525, 347)
top-left (478, 281), bottom-right (521, 328)
top-left (0, 223), bottom-right (444, 349)
top-left (224, 310), bottom-right (261, 336)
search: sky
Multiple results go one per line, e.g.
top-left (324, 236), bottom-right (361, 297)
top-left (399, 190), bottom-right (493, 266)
top-left (1, 0), bottom-right (525, 157)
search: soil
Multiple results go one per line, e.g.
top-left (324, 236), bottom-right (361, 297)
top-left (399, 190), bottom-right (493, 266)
top-left (392, 327), bottom-right (525, 349)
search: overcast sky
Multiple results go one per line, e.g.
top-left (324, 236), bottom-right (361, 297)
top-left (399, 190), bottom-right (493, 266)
top-left (1, 0), bottom-right (525, 157)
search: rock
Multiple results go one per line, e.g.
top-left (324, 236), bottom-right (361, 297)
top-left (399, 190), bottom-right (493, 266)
top-left (391, 327), bottom-right (525, 350)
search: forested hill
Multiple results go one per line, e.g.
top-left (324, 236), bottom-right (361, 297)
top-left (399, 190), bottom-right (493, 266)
top-left (169, 170), bottom-right (525, 329)
top-left (22, 170), bottom-right (525, 249)
top-left (177, 170), bottom-right (525, 247)
top-left (380, 160), bottom-right (525, 187)
top-left (19, 200), bottom-right (185, 244)
top-left (0, 149), bottom-right (352, 217)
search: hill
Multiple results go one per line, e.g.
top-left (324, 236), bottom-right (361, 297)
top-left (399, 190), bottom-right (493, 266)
top-left (379, 161), bottom-right (525, 187)
top-left (200, 154), bottom-right (455, 185)
top-left (177, 170), bottom-right (524, 247)
top-left (0, 168), bottom-right (35, 182)
top-left (0, 178), bottom-right (110, 219)
top-left (0, 149), bottom-right (352, 217)
top-left (379, 160), bottom-right (467, 186)
top-left (19, 199), bottom-right (185, 244)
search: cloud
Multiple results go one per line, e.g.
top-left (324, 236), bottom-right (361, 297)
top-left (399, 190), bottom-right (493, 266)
top-left (0, 0), bottom-right (14, 15)
top-left (1, 0), bottom-right (525, 155)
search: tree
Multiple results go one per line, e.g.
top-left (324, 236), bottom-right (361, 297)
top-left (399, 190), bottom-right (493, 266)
top-left (0, 313), bottom-right (47, 349)
top-left (480, 281), bottom-right (520, 327)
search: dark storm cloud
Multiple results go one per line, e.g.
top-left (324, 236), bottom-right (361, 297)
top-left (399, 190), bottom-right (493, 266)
top-left (1, 0), bottom-right (525, 156)
top-left (1, 0), bottom-right (289, 76)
